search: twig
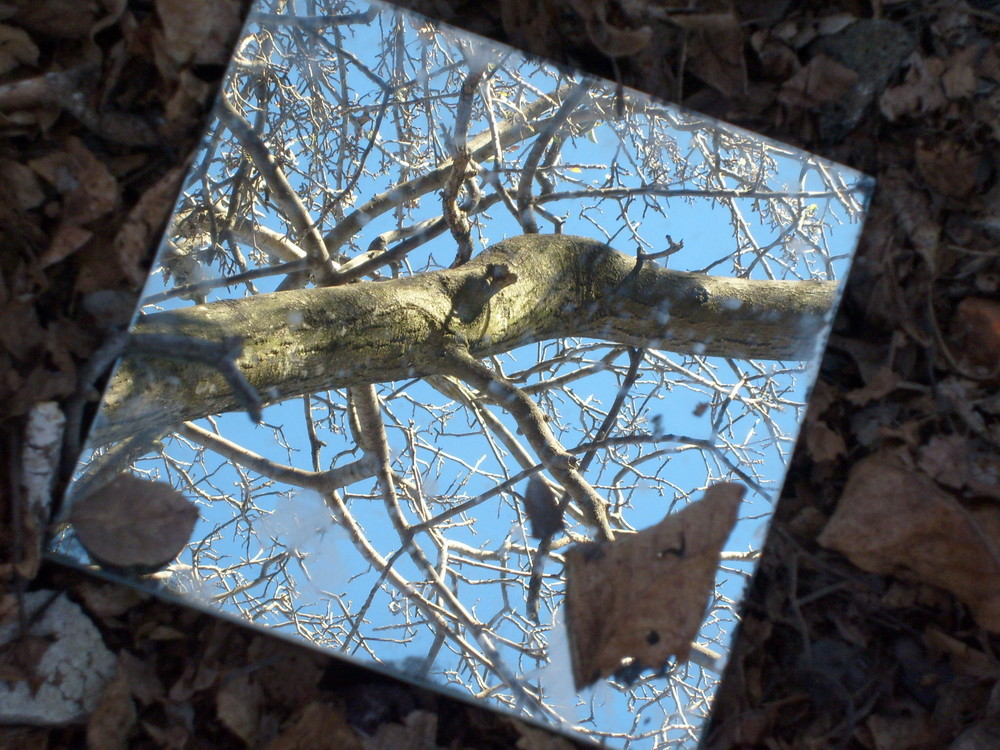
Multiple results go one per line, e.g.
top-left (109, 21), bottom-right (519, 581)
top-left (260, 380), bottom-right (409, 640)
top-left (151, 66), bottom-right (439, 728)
top-left (443, 345), bottom-right (615, 542)
top-left (515, 80), bottom-right (594, 233)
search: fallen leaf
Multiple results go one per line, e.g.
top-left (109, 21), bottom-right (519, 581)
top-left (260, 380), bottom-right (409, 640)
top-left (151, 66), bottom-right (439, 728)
top-left (941, 45), bottom-right (979, 100)
top-left (12, 0), bottom-right (102, 38)
top-left (949, 716), bottom-right (1000, 750)
top-left (951, 297), bottom-right (1000, 379)
top-left (0, 25), bottom-right (39, 75)
top-left (29, 137), bottom-right (118, 227)
top-left (216, 671), bottom-right (261, 744)
top-left (923, 627), bottom-right (997, 679)
top-left (915, 138), bottom-right (980, 199)
top-left (0, 159), bottom-right (45, 210)
top-left (564, 482), bottom-right (744, 689)
top-left (778, 53), bottom-right (859, 108)
top-left (154, 0), bottom-right (243, 70)
top-left (818, 450), bottom-right (1000, 633)
top-left (865, 713), bottom-right (938, 750)
top-left (805, 419), bottom-right (846, 463)
top-left (69, 473), bottom-right (199, 572)
top-left (880, 55), bottom-right (949, 120)
top-left (565, 0), bottom-right (651, 58)
top-left (918, 435), bottom-right (969, 489)
top-left (86, 662), bottom-right (137, 750)
top-left (750, 30), bottom-right (800, 82)
top-left (677, 13), bottom-right (747, 99)
top-left (117, 651), bottom-right (165, 706)
top-left (845, 365), bottom-right (901, 405)
top-left (362, 710), bottom-right (439, 750)
top-left (96, 166), bottom-right (185, 291)
top-left (263, 701), bottom-right (363, 750)
top-left (511, 718), bottom-right (577, 749)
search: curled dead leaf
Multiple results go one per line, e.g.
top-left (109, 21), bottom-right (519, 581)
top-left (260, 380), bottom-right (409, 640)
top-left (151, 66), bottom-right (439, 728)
top-left (564, 482), bottom-right (744, 689)
top-left (818, 449), bottom-right (1000, 633)
top-left (951, 298), bottom-right (1000, 380)
top-left (69, 473), bottom-right (199, 573)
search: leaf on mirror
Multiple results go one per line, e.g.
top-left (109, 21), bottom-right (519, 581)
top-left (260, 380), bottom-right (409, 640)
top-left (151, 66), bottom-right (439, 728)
top-left (69, 474), bottom-right (199, 573)
top-left (564, 482), bottom-right (744, 689)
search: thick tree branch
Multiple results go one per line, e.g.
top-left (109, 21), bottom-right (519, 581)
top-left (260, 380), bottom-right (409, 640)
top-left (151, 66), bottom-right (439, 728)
top-left (96, 234), bottom-right (835, 444)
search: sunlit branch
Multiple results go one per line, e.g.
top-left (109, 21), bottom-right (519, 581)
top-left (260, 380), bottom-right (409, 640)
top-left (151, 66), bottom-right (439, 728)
top-left (218, 97), bottom-right (334, 280)
top-left (177, 421), bottom-right (377, 491)
top-left (515, 80), bottom-right (594, 234)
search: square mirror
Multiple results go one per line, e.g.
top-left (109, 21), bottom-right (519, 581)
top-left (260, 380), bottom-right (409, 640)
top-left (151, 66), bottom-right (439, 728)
top-left (52, 1), bottom-right (872, 747)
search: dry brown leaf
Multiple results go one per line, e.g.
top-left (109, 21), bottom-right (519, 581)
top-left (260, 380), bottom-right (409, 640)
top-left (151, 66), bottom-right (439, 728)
top-left (865, 713), bottom-right (938, 750)
top-left (216, 671), bottom-right (261, 744)
top-left (564, 482), bottom-right (744, 689)
top-left (923, 627), bottom-right (998, 679)
top-left (778, 53), bottom-right (859, 108)
top-left (949, 716), bottom-right (1000, 750)
top-left (818, 450), bottom-right (1000, 633)
top-left (117, 651), bottom-right (165, 706)
top-left (69, 473), bottom-right (199, 572)
top-left (362, 710), bottom-right (439, 750)
top-left (154, 0), bottom-right (243, 69)
top-left (29, 137), bottom-right (118, 227)
top-left (248, 637), bottom-right (323, 709)
top-left (75, 579), bottom-right (149, 619)
top-left (915, 138), bottom-right (980, 199)
top-left (565, 0), bottom-right (651, 58)
top-left (951, 297), bottom-right (1000, 379)
top-left (0, 160), bottom-right (46, 210)
top-left (0, 25), bottom-right (39, 75)
top-left (264, 701), bottom-right (363, 750)
top-left (86, 662), bottom-right (137, 750)
top-left (880, 55), bottom-right (949, 120)
top-left (28, 137), bottom-right (118, 268)
top-left (511, 718), bottom-right (577, 750)
top-left (680, 13), bottom-right (747, 98)
top-left (167, 656), bottom-right (219, 702)
top-left (140, 720), bottom-right (189, 749)
top-left (750, 30), bottom-right (800, 82)
top-left (94, 165), bottom-right (185, 291)
top-left (918, 435), bottom-right (969, 489)
top-left (845, 365), bottom-right (902, 405)
top-left (805, 420), bottom-right (846, 463)
top-left (12, 0), bottom-right (103, 38)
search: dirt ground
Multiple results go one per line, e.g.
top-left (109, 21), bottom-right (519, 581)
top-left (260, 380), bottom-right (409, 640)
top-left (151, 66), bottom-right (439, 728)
top-left (2, 0), bottom-right (999, 748)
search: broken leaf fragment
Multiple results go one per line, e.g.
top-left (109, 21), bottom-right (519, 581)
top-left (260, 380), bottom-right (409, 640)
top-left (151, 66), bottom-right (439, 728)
top-left (564, 482), bottom-right (744, 689)
top-left (69, 473), bottom-right (199, 573)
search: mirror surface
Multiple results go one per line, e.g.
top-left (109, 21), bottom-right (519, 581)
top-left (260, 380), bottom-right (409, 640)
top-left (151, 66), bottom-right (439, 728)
top-left (54, 2), bottom-right (871, 746)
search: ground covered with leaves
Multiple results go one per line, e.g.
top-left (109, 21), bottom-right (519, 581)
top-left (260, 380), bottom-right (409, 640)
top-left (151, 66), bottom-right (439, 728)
top-left (1, 0), bottom-right (999, 748)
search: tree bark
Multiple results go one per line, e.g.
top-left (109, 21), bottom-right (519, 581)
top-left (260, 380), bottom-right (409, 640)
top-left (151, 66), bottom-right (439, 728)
top-left (98, 234), bottom-right (835, 444)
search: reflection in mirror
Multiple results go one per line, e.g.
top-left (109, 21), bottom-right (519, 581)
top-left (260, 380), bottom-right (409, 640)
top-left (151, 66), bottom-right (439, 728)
top-left (53, 1), bottom-right (871, 746)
